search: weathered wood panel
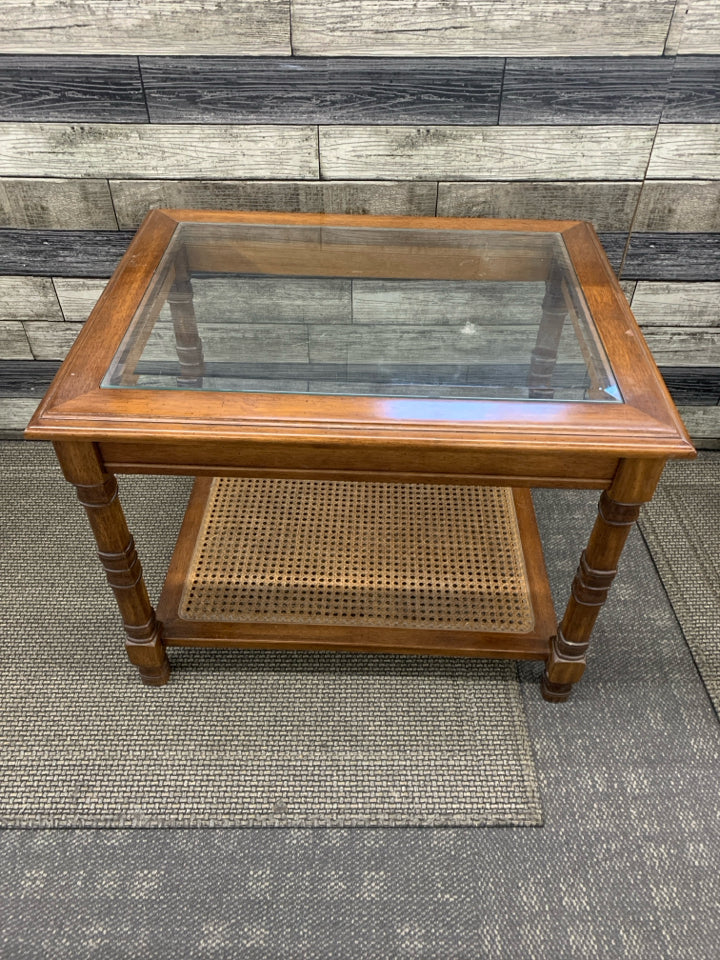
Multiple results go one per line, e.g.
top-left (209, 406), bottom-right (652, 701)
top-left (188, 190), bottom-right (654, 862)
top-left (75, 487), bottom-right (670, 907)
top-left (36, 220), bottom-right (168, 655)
top-left (676, 1), bottom-right (720, 55)
top-left (0, 56), bottom-right (146, 121)
top-left (631, 282), bottom-right (720, 328)
top-left (52, 279), bottom-right (107, 323)
top-left (0, 2), bottom-right (291, 55)
top-left (0, 124), bottom-right (318, 179)
top-left (0, 321), bottom-right (33, 359)
top-left (639, 330), bottom-right (720, 366)
top-left (621, 234), bottom-right (720, 281)
top-left (500, 57), bottom-right (672, 124)
top-left (620, 280), bottom-right (637, 303)
top-left (0, 231), bottom-right (132, 277)
top-left (109, 180), bottom-right (438, 229)
top-left (659, 367), bottom-right (720, 404)
top-left (140, 323), bottom-right (310, 363)
top-left (141, 57), bottom-right (504, 124)
top-left (290, 0), bottom-right (676, 56)
top-left (0, 359), bottom-right (62, 396)
top-left (633, 181), bottom-right (720, 232)
top-left (0, 178), bottom-right (117, 229)
top-left (0, 397), bottom-right (40, 436)
top-left (0, 276), bottom-right (62, 321)
top-left (319, 126), bottom-right (655, 181)
top-left (662, 56), bottom-right (720, 122)
top-left (23, 321), bottom-right (84, 360)
top-left (647, 124), bottom-right (720, 179)
top-left (437, 181), bottom-right (641, 232)
top-left (675, 406), bottom-right (720, 446)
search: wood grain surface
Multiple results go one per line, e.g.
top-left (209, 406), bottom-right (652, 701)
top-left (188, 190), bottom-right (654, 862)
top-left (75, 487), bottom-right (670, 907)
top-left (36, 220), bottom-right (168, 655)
top-left (632, 282), bottom-right (720, 329)
top-left (0, 123), bottom-right (318, 179)
top-left (437, 181), bottom-right (641, 232)
top-left (662, 56), bottom-right (720, 122)
top-left (0, 1), bottom-right (291, 55)
top-left (0, 178), bottom-right (117, 229)
top-left (52, 279), bottom-right (107, 323)
top-left (0, 230), bottom-right (133, 277)
top-left (647, 124), bottom-right (720, 179)
top-left (23, 320), bottom-right (84, 360)
top-left (319, 126), bottom-right (655, 181)
top-left (109, 180), bottom-right (438, 229)
top-left (290, 0), bottom-right (676, 56)
top-left (0, 56), bottom-right (146, 121)
top-left (634, 181), bottom-right (720, 232)
top-left (141, 57), bottom-right (504, 124)
top-left (676, 1), bottom-right (720, 55)
top-left (500, 57), bottom-right (672, 124)
top-left (622, 234), bottom-right (720, 281)
top-left (0, 321), bottom-right (32, 359)
top-left (0, 360), bottom-right (62, 396)
top-left (0, 276), bottom-right (62, 321)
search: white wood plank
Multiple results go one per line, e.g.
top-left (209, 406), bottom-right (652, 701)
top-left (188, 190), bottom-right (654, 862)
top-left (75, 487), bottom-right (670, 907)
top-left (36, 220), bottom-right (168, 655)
top-left (109, 180), bottom-right (438, 229)
top-left (0, 397), bottom-right (39, 435)
top-left (320, 126), bottom-right (655, 181)
top-left (647, 125), bottom-right (720, 180)
top-left (438, 181), bottom-right (641, 232)
top-left (631, 282), bottom-right (720, 328)
top-left (634, 181), bottom-right (720, 232)
top-left (0, 2), bottom-right (290, 55)
top-left (0, 178), bottom-right (117, 229)
top-left (0, 321), bottom-right (33, 359)
top-left (676, 0), bottom-right (720, 54)
top-left (291, 0), bottom-right (675, 56)
top-left (621, 281), bottom-right (637, 304)
top-left (0, 277), bottom-right (62, 322)
top-left (52, 279), bottom-right (107, 323)
top-left (0, 124), bottom-right (318, 179)
top-left (23, 321), bottom-right (83, 360)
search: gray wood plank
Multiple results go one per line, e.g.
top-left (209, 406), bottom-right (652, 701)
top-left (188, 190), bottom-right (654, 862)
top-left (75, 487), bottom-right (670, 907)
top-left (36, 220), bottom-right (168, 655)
top-left (0, 360), bottom-right (62, 397)
top-left (0, 231), bottom-right (133, 278)
top-left (0, 276), bottom-right (62, 321)
top-left (639, 330), bottom-right (720, 366)
top-left (500, 58), bottom-right (672, 125)
top-left (0, 321), bottom-right (33, 359)
top-left (0, 56), bottom-right (146, 122)
top-left (658, 367), bottom-right (720, 404)
top-left (109, 180), bottom-right (438, 229)
top-left (291, 0), bottom-right (676, 56)
top-left (647, 124), bottom-right (720, 179)
top-left (0, 124), bottom-right (318, 179)
top-left (0, 397), bottom-right (40, 436)
top-left (52, 279), bottom-right (107, 323)
top-left (0, 178), bottom-right (117, 229)
top-left (141, 57), bottom-right (503, 124)
top-left (141, 322), bottom-right (310, 363)
top-left (676, 1), bottom-right (720, 55)
top-left (0, 2), bottom-right (291, 55)
top-left (620, 280), bottom-right (637, 303)
top-left (437, 181), bottom-right (641, 232)
top-left (675, 406), bottom-right (720, 446)
top-left (621, 234), bottom-right (720, 281)
top-left (663, 56), bottom-right (720, 122)
top-left (23, 321), bottom-right (84, 360)
top-left (319, 126), bottom-right (655, 181)
top-left (634, 181), bottom-right (720, 232)
top-left (631, 282), bottom-right (720, 328)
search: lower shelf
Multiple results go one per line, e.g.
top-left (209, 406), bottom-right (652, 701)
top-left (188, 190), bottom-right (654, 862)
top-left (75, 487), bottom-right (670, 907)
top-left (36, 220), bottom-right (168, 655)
top-left (157, 476), bottom-right (557, 660)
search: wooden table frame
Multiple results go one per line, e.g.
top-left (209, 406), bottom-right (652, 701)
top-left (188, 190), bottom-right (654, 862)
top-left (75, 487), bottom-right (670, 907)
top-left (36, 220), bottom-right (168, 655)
top-left (25, 210), bottom-right (695, 702)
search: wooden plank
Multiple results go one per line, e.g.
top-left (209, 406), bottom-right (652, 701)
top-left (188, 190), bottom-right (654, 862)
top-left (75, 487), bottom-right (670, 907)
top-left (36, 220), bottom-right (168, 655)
top-left (290, 0), bottom-right (676, 56)
top-left (500, 57), bottom-right (672, 124)
top-left (437, 181), bottom-right (641, 232)
top-left (595, 234), bottom-right (626, 273)
top-left (318, 126), bottom-right (655, 181)
top-left (139, 322), bottom-right (311, 364)
top-left (638, 330), bottom-right (720, 366)
top-left (662, 56), bottom-right (720, 122)
top-left (0, 2), bottom-right (291, 56)
top-left (659, 366), bottom-right (720, 404)
top-left (0, 124), bottom-right (318, 179)
top-left (0, 320), bottom-right (33, 359)
top-left (621, 234), bottom-right (720, 281)
top-left (0, 276), bottom-right (62, 321)
top-left (23, 321), bottom-right (84, 360)
top-left (676, 1), bottom-right (720, 55)
top-left (0, 360), bottom-right (62, 396)
top-left (620, 280), bottom-right (637, 303)
top-left (52, 278), bottom-right (107, 323)
top-left (647, 124), bottom-right (720, 179)
top-left (631, 282), bottom-right (720, 328)
top-left (0, 230), bottom-right (133, 277)
top-left (634, 181), bottom-right (720, 232)
top-left (675, 406), bottom-right (720, 447)
top-left (141, 56), bottom-right (504, 124)
top-left (0, 397), bottom-right (39, 436)
top-left (0, 56), bottom-right (146, 121)
top-left (0, 178), bottom-right (117, 229)
top-left (109, 180), bottom-right (438, 229)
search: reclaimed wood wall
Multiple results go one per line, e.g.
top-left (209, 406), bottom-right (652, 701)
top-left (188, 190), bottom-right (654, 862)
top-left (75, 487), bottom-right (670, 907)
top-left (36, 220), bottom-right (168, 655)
top-left (1, 0), bottom-right (719, 444)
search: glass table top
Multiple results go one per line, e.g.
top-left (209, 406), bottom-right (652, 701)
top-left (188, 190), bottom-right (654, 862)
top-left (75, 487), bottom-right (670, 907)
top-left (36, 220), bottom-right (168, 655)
top-left (103, 221), bottom-right (621, 403)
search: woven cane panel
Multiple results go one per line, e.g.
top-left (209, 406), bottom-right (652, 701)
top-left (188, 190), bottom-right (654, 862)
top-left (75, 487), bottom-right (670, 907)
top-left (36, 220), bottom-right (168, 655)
top-left (180, 479), bottom-right (534, 633)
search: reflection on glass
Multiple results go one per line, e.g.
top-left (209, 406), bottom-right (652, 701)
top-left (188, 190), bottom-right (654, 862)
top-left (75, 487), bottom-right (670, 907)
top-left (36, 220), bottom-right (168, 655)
top-left (103, 222), bottom-right (622, 403)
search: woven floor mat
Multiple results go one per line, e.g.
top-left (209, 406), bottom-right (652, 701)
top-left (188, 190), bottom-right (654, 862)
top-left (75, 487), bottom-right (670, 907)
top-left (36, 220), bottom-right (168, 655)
top-left (639, 452), bottom-right (720, 718)
top-left (0, 442), bottom-right (542, 827)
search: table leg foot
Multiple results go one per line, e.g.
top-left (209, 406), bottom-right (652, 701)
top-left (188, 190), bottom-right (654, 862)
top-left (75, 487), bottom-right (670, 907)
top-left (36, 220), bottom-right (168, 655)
top-left (126, 634), bottom-right (171, 686)
top-left (540, 672), bottom-right (573, 702)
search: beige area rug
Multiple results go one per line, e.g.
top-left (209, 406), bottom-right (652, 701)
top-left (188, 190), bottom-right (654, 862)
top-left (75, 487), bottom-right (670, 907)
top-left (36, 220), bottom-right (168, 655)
top-left (0, 442), bottom-right (543, 827)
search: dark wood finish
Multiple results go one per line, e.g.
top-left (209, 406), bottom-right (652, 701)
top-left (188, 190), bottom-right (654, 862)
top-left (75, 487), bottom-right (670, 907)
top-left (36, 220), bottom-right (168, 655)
top-left (662, 56), bottom-right (720, 122)
top-left (500, 57), bottom-right (672, 125)
top-left (0, 56), bottom-right (147, 122)
top-left (25, 210), bottom-right (695, 697)
top-left (0, 360), bottom-right (61, 396)
top-left (0, 230), bottom-right (133, 278)
top-left (167, 252), bottom-right (204, 388)
top-left (622, 234), bottom-right (720, 281)
top-left (141, 56), bottom-right (504, 124)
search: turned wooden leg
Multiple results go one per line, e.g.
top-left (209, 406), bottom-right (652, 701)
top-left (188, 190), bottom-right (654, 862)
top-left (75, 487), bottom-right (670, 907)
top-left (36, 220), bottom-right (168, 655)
top-left (528, 267), bottom-right (567, 400)
top-left (542, 458), bottom-right (666, 702)
top-left (168, 251), bottom-right (204, 389)
top-left (53, 440), bottom-right (170, 686)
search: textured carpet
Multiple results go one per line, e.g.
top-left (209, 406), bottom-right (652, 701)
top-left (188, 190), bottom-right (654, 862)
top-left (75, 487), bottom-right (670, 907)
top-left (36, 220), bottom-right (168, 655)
top-left (639, 453), bottom-right (720, 718)
top-left (0, 441), bottom-right (541, 827)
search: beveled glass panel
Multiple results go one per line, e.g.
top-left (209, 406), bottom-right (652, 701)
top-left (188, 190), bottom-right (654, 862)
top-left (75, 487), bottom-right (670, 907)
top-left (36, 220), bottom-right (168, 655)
top-left (103, 221), bottom-right (622, 402)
